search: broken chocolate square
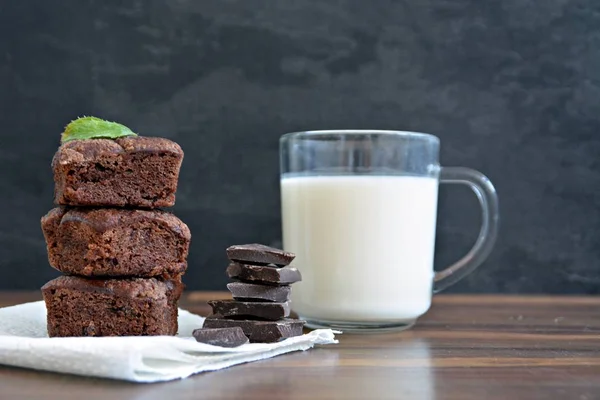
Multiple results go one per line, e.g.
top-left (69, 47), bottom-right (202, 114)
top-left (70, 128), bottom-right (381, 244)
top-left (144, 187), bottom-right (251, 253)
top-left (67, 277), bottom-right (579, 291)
top-left (226, 244), bottom-right (295, 266)
top-left (208, 299), bottom-right (291, 321)
top-left (226, 263), bottom-right (301, 286)
top-left (192, 327), bottom-right (249, 348)
top-left (227, 282), bottom-right (291, 302)
top-left (203, 316), bottom-right (305, 343)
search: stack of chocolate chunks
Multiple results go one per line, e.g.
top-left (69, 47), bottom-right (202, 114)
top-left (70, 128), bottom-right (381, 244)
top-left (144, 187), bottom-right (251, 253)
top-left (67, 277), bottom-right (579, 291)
top-left (40, 136), bottom-right (191, 337)
top-left (194, 244), bottom-right (304, 346)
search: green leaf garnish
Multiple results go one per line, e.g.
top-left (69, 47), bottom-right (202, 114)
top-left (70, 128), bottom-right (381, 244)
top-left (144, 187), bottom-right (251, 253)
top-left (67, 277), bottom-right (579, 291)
top-left (61, 116), bottom-right (137, 143)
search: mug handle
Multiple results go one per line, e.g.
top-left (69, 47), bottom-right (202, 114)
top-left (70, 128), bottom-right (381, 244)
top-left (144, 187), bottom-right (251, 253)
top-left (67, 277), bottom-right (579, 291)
top-left (433, 167), bottom-right (500, 293)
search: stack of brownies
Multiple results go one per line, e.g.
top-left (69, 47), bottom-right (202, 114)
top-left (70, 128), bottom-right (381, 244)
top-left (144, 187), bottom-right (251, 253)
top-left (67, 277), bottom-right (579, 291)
top-left (200, 244), bottom-right (304, 343)
top-left (40, 134), bottom-right (191, 337)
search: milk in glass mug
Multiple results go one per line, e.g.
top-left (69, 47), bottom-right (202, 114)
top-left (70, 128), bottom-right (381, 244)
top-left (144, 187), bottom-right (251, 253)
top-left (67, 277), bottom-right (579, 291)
top-left (280, 130), bottom-right (499, 332)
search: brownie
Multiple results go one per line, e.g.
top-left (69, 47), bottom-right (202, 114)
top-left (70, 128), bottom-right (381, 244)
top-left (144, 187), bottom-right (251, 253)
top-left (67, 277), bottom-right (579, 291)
top-left (41, 207), bottom-right (191, 278)
top-left (42, 276), bottom-right (183, 337)
top-left (52, 136), bottom-right (183, 208)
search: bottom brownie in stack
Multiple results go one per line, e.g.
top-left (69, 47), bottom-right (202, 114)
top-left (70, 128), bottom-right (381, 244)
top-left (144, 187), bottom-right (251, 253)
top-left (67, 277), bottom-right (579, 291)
top-left (42, 276), bottom-right (183, 337)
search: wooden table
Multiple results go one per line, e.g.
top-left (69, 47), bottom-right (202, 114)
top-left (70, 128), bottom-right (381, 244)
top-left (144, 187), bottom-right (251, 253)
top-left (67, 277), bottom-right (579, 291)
top-left (1, 293), bottom-right (599, 400)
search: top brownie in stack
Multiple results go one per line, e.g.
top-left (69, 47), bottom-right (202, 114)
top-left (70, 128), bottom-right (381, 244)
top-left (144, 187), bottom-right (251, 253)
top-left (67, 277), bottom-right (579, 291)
top-left (53, 136), bottom-right (183, 208)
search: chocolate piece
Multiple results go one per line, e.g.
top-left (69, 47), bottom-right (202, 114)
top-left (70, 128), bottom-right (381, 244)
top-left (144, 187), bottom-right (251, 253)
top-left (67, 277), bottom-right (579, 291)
top-left (227, 282), bottom-right (291, 302)
top-left (41, 207), bottom-right (190, 278)
top-left (52, 136), bottom-right (183, 208)
top-left (226, 244), bottom-right (295, 266)
top-left (203, 316), bottom-right (305, 343)
top-left (42, 275), bottom-right (183, 337)
top-left (192, 327), bottom-right (249, 347)
top-left (208, 300), bottom-right (291, 321)
top-left (226, 263), bottom-right (301, 286)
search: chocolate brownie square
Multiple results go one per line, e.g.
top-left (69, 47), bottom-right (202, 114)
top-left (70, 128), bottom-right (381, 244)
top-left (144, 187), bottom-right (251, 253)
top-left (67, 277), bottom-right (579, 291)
top-left (42, 276), bottom-right (183, 337)
top-left (41, 207), bottom-right (190, 279)
top-left (52, 136), bottom-right (183, 208)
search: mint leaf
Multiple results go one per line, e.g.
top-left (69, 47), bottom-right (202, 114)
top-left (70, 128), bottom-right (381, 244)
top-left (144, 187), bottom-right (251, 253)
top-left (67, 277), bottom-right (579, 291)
top-left (61, 116), bottom-right (137, 143)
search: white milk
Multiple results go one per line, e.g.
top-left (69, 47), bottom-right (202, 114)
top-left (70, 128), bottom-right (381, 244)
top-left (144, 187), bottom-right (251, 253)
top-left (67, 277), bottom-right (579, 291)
top-left (281, 175), bottom-right (439, 323)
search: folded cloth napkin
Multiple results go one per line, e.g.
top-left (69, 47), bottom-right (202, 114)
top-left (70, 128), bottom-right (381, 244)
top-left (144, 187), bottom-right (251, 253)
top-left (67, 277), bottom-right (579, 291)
top-left (0, 301), bottom-right (337, 382)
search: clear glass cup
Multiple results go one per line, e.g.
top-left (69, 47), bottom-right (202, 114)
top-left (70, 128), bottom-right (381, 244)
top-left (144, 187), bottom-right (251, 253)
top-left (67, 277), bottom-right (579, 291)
top-left (280, 130), bottom-right (499, 332)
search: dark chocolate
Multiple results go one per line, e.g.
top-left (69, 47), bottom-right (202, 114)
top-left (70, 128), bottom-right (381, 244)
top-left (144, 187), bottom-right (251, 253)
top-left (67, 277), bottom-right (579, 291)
top-left (192, 327), bottom-right (249, 348)
top-left (227, 282), bottom-right (291, 302)
top-left (226, 244), bottom-right (295, 266)
top-left (226, 263), bottom-right (301, 286)
top-left (203, 316), bottom-right (305, 343)
top-left (208, 299), bottom-right (291, 321)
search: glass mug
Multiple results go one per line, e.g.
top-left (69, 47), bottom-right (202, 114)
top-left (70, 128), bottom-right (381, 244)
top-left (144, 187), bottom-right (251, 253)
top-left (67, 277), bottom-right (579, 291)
top-left (280, 130), bottom-right (499, 332)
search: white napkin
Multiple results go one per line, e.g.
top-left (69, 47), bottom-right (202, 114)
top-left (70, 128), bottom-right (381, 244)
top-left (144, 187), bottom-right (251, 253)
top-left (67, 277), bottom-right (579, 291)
top-left (0, 301), bottom-right (337, 382)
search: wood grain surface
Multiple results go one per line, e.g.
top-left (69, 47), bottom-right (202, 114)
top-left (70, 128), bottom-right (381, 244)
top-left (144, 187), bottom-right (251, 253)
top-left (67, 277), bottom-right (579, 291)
top-left (1, 292), bottom-right (599, 400)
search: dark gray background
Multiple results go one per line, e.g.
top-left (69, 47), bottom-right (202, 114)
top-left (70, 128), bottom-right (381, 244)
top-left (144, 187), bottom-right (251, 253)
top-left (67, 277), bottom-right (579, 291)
top-left (1, 0), bottom-right (598, 293)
